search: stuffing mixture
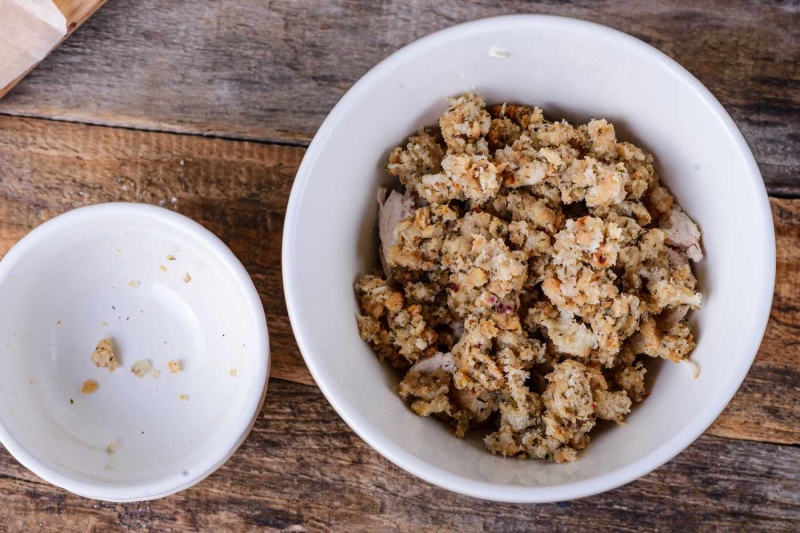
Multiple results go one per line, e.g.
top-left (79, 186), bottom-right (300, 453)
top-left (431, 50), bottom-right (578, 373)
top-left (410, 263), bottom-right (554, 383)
top-left (354, 93), bottom-right (703, 462)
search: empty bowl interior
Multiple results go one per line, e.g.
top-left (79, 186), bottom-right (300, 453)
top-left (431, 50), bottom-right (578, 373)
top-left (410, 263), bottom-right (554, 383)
top-left (284, 16), bottom-right (774, 502)
top-left (0, 204), bottom-right (268, 501)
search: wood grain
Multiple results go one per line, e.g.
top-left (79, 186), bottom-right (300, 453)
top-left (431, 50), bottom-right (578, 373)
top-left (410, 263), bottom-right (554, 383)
top-left (0, 0), bottom-right (108, 98)
top-left (0, 115), bottom-right (797, 447)
top-left (55, 0), bottom-right (109, 30)
top-left (0, 379), bottom-right (798, 532)
top-left (0, 0), bottom-right (797, 195)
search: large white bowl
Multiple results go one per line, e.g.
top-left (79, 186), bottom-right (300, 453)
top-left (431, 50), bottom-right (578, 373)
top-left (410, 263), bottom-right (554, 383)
top-left (283, 15), bottom-right (775, 502)
top-left (0, 203), bottom-right (270, 501)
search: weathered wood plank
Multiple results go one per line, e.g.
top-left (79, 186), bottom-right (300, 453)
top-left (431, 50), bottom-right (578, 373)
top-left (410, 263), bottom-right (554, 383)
top-left (0, 115), bottom-right (798, 447)
top-left (0, 379), bottom-right (798, 532)
top-left (0, 1), bottom-right (797, 194)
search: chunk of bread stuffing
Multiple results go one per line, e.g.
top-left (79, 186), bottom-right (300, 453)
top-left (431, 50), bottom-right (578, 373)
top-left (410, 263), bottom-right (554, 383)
top-left (91, 339), bottom-right (119, 373)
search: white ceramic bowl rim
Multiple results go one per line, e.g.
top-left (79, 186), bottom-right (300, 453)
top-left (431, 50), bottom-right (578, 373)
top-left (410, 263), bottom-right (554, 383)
top-left (0, 203), bottom-right (270, 501)
top-left (283, 15), bottom-right (775, 502)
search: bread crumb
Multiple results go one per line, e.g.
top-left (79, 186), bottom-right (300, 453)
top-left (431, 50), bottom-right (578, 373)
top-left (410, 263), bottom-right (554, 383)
top-left (28, 378), bottom-right (34, 385)
top-left (107, 442), bottom-right (117, 453)
top-left (128, 280), bottom-right (140, 288)
top-left (182, 272), bottom-right (191, 283)
top-left (179, 394), bottom-right (189, 401)
top-left (101, 320), bottom-right (109, 327)
top-left (168, 360), bottom-right (182, 374)
top-left (149, 367), bottom-right (161, 379)
top-left (57, 320), bottom-right (61, 325)
top-left (167, 254), bottom-right (176, 261)
top-left (91, 339), bottom-right (119, 372)
top-left (682, 358), bottom-right (701, 379)
top-left (131, 359), bottom-right (153, 378)
top-left (81, 379), bottom-right (99, 395)
top-left (229, 369), bottom-right (237, 377)
top-left (159, 265), bottom-right (167, 272)
top-left (488, 45), bottom-right (507, 58)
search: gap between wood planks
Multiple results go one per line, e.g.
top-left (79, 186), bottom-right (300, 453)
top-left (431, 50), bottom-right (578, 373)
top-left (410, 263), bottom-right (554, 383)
top-left (0, 110), bottom-right (313, 149)
top-left (0, 114), bottom-right (797, 450)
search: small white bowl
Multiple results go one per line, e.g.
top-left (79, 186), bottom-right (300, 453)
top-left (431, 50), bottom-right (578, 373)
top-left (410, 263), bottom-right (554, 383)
top-left (283, 15), bottom-right (775, 502)
top-left (0, 203), bottom-right (269, 502)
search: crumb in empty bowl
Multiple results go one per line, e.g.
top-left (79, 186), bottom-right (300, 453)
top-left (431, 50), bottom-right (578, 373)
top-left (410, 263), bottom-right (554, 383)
top-left (107, 442), bottom-right (117, 453)
top-left (167, 360), bottom-right (182, 373)
top-left (128, 280), bottom-right (140, 288)
top-left (91, 339), bottom-right (119, 372)
top-left (159, 265), bottom-right (167, 272)
top-left (81, 379), bottom-right (99, 395)
top-left (182, 272), bottom-right (192, 283)
top-left (488, 45), bottom-right (507, 58)
top-left (131, 359), bottom-right (153, 378)
top-left (179, 394), bottom-right (189, 401)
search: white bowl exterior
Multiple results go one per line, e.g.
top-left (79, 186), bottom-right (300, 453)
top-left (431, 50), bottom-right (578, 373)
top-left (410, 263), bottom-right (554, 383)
top-left (284, 16), bottom-right (775, 502)
top-left (0, 203), bottom-right (270, 501)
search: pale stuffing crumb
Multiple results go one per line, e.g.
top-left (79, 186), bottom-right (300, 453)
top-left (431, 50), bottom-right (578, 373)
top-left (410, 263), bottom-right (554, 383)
top-left (681, 358), bottom-right (701, 379)
top-left (149, 367), bottom-right (161, 379)
top-left (167, 360), bottom-right (182, 374)
top-left (107, 442), bottom-right (117, 453)
top-left (81, 379), bottom-right (99, 395)
top-left (28, 378), bottom-right (34, 385)
top-left (131, 359), bottom-right (153, 378)
top-left (179, 394), bottom-right (189, 401)
top-left (159, 265), bottom-right (167, 272)
top-left (167, 254), bottom-right (177, 261)
top-left (91, 339), bottom-right (119, 372)
top-left (128, 280), bottom-right (140, 288)
top-left (182, 272), bottom-right (191, 283)
top-left (356, 92), bottom-right (703, 463)
top-left (488, 45), bottom-right (507, 58)
top-left (229, 369), bottom-right (237, 377)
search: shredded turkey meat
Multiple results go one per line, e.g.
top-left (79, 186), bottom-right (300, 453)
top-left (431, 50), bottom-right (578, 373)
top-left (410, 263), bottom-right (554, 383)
top-left (355, 92), bottom-right (703, 462)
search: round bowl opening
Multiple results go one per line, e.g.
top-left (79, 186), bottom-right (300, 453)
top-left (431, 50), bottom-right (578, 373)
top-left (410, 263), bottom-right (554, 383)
top-left (283, 15), bottom-right (774, 502)
top-left (0, 203), bottom-right (269, 501)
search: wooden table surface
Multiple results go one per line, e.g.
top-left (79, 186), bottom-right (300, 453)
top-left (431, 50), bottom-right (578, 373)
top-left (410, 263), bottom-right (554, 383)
top-left (0, 1), bottom-right (798, 531)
